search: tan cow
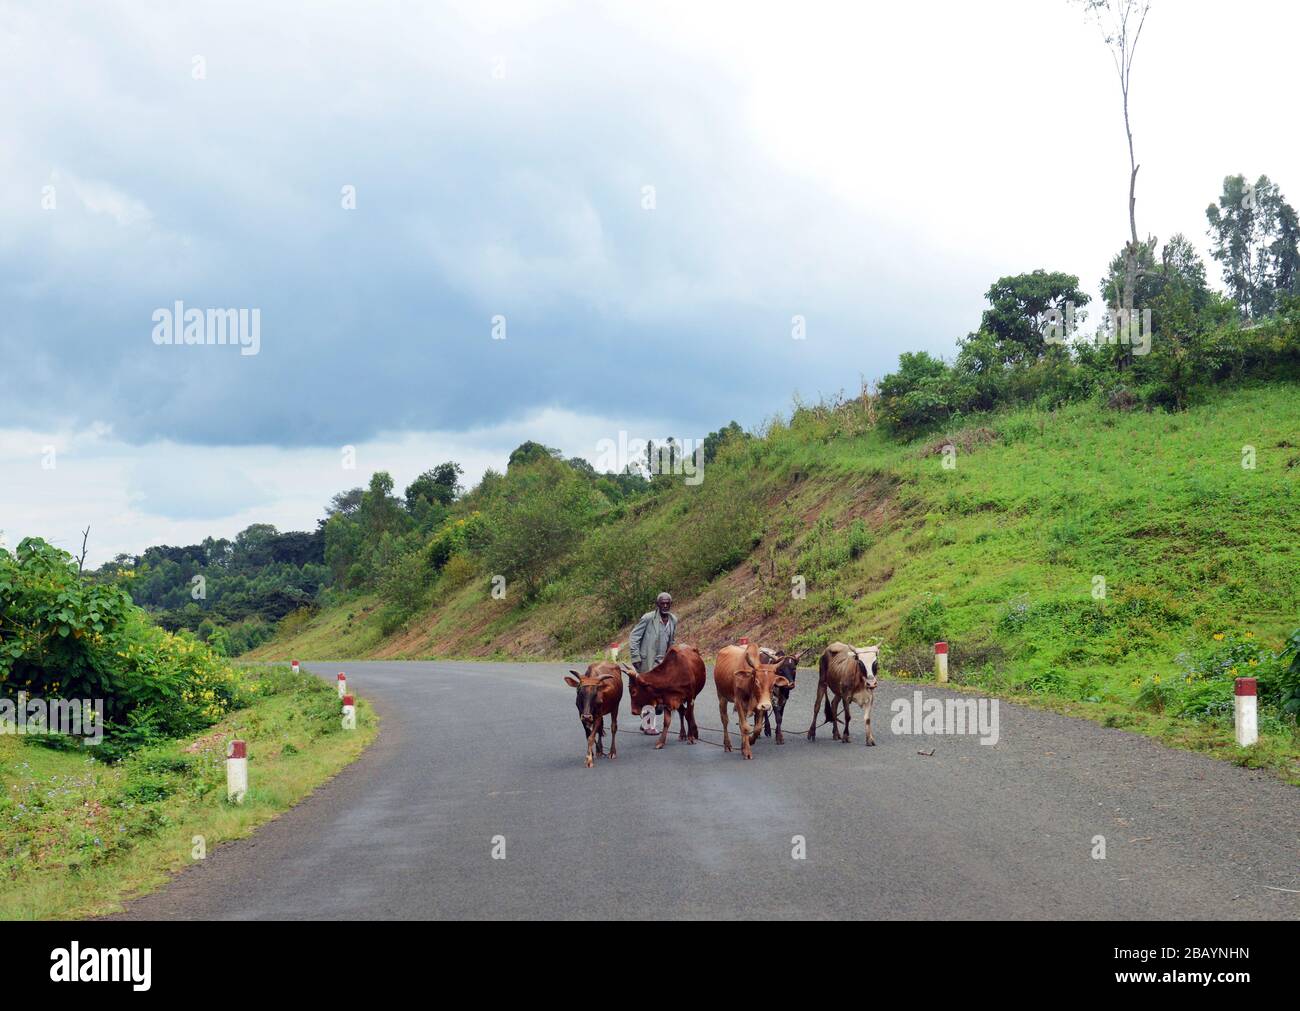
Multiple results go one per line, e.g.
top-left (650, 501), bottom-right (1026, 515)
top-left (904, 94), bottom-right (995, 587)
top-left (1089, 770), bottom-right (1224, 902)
top-left (563, 662), bottom-right (623, 767)
top-left (806, 642), bottom-right (880, 746)
top-left (714, 644), bottom-right (793, 759)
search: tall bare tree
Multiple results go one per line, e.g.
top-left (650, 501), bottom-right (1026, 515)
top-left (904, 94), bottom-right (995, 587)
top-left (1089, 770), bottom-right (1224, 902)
top-left (1075, 0), bottom-right (1152, 367)
top-left (76, 525), bottom-right (91, 574)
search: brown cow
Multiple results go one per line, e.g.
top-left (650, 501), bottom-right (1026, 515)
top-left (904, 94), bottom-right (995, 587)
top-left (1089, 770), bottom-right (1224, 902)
top-left (714, 644), bottom-right (793, 759)
top-left (563, 662), bottom-right (623, 767)
top-left (806, 642), bottom-right (880, 746)
top-left (621, 645), bottom-right (705, 749)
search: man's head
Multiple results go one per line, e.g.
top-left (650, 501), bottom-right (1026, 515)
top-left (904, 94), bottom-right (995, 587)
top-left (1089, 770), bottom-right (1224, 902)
top-left (655, 592), bottom-right (672, 616)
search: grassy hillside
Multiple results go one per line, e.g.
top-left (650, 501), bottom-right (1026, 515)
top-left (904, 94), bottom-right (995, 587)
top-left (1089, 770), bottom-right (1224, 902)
top-left (254, 382), bottom-right (1300, 779)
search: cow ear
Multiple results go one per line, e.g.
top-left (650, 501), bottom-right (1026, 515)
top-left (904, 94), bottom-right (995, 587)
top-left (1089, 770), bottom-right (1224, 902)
top-left (564, 675), bottom-right (581, 688)
top-left (774, 676), bottom-right (791, 688)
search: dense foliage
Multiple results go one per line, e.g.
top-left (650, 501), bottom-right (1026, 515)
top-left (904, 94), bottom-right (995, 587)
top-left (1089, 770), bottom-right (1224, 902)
top-left (1, 538), bottom-right (245, 756)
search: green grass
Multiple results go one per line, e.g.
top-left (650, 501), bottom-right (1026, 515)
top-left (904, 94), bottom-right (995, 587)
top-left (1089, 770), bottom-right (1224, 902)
top-left (0, 664), bottom-right (376, 919)
top-left (257, 382), bottom-right (1300, 782)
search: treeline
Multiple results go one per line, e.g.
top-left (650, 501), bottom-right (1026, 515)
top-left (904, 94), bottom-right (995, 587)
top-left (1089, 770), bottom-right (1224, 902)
top-left (97, 525), bottom-right (328, 655)
top-left (878, 174), bottom-right (1300, 436)
top-left (101, 425), bottom-right (751, 654)
top-left (324, 430), bottom-right (753, 637)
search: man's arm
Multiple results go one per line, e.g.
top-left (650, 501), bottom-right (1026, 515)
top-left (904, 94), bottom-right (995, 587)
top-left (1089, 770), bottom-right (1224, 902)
top-left (628, 612), bottom-right (649, 664)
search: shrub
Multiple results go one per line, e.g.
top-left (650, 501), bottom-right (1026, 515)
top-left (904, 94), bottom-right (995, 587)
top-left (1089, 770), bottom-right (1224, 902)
top-left (0, 538), bottom-right (246, 757)
top-left (900, 593), bottom-right (947, 645)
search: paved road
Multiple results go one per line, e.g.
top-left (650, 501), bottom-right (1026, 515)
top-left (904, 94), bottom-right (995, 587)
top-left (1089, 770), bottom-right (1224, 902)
top-left (116, 661), bottom-right (1299, 920)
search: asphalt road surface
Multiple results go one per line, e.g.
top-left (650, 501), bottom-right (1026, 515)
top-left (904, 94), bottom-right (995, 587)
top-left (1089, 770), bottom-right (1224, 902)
top-left (115, 660), bottom-right (1299, 920)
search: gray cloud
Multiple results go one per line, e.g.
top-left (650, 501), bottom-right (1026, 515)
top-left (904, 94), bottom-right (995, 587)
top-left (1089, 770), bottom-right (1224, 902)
top-left (0, 0), bottom-right (967, 447)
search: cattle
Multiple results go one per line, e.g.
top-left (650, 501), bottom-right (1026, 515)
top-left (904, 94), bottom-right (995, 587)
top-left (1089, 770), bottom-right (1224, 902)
top-left (806, 642), bottom-right (880, 746)
top-left (563, 662), bottom-right (624, 768)
top-left (756, 645), bottom-right (806, 744)
top-left (620, 645), bottom-right (706, 749)
top-left (713, 644), bottom-right (792, 759)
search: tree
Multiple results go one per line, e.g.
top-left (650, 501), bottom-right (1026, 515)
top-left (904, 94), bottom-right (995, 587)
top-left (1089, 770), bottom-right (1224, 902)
top-left (978, 270), bottom-right (1090, 362)
top-left (1075, 0), bottom-right (1152, 367)
top-left (507, 441), bottom-right (561, 470)
top-left (405, 461), bottom-right (463, 512)
top-left (326, 487), bottom-right (364, 517)
top-left (702, 421), bottom-right (747, 464)
top-left (1101, 233), bottom-right (1210, 335)
top-left (481, 458), bottom-right (597, 597)
top-left (1206, 174), bottom-right (1300, 319)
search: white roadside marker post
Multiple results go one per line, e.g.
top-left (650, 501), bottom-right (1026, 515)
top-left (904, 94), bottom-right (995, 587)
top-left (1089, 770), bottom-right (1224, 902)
top-left (1234, 677), bottom-right (1257, 747)
top-left (337, 672), bottom-right (347, 698)
top-left (935, 642), bottom-right (949, 684)
top-left (608, 642), bottom-right (619, 661)
top-left (342, 694), bottom-right (356, 731)
top-left (226, 739), bottom-right (248, 804)
top-left (291, 659), bottom-right (300, 674)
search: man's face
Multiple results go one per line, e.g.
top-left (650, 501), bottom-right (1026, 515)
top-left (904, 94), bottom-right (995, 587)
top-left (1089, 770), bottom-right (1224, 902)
top-left (657, 595), bottom-right (672, 616)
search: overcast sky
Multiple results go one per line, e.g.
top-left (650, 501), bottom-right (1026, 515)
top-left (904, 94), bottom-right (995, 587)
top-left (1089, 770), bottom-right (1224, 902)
top-left (2, 0), bottom-right (1297, 565)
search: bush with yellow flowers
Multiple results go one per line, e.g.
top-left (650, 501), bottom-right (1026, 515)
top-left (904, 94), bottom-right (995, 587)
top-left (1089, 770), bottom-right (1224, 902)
top-left (1, 537), bottom-right (247, 758)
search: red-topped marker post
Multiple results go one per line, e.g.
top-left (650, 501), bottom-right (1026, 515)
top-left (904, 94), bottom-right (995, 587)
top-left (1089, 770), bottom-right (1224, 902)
top-left (935, 642), bottom-right (949, 684)
top-left (226, 739), bottom-right (248, 803)
top-left (337, 672), bottom-right (347, 698)
top-left (341, 694), bottom-right (356, 731)
top-left (1234, 677), bottom-right (1257, 746)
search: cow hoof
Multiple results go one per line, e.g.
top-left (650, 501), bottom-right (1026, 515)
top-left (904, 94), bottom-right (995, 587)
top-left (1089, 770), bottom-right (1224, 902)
top-left (806, 733), bottom-right (815, 742)
top-left (841, 736), bottom-right (850, 744)
top-left (775, 736), bottom-right (784, 745)
top-left (865, 739), bottom-right (875, 747)
top-left (724, 742), bottom-right (732, 753)
top-left (585, 758), bottom-right (593, 768)
top-left (743, 752), bottom-right (753, 760)
top-left (654, 742), bottom-right (665, 750)
top-left (686, 738), bottom-right (696, 745)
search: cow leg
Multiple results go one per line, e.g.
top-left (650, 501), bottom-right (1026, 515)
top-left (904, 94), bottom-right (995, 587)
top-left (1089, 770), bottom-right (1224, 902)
top-left (584, 723), bottom-right (597, 768)
top-left (840, 697), bottom-right (852, 744)
top-left (740, 708), bottom-right (754, 759)
top-left (773, 697), bottom-right (785, 745)
top-left (863, 693), bottom-right (875, 747)
top-left (684, 700), bottom-right (699, 743)
top-left (719, 698), bottom-right (733, 752)
top-left (609, 711), bottom-right (618, 759)
top-left (827, 694), bottom-right (841, 740)
top-left (807, 681), bottom-right (828, 741)
top-left (594, 716), bottom-right (604, 755)
top-left (656, 706), bottom-right (672, 750)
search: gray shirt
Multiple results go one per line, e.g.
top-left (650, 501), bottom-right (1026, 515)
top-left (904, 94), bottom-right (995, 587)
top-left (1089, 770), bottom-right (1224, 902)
top-left (629, 610), bottom-right (677, 673)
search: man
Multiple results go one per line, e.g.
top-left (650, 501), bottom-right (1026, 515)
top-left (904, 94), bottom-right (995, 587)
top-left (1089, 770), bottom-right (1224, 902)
top-left (628, 592), bottom-right (677, 735)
